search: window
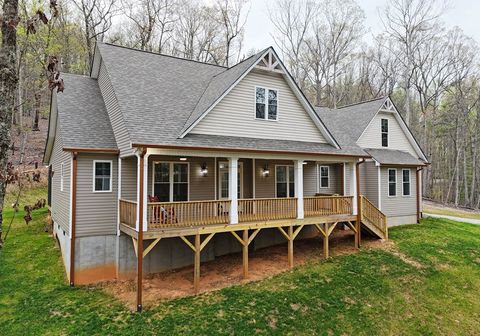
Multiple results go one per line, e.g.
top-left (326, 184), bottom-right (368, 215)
top-left (381, 118), bottom-right (388, 147)
top-left (153, 162), bottom-right (188, 202)
top-left (218, 162), bottom-right (243, 199)
top-left (388, 169), bottom-right (396, 197)
top-left (320, 166), bottom-right (329, 188)
top-left (256, 87), bottom-right (278, 120)
top-left (402, 169), bottom-right (411, 196)
top-left (93, 160), bottom-right (112, 192)
top-left (276, 165), bottom-right (294, 198)
top-left (60, 163), bottom-right (64, 192)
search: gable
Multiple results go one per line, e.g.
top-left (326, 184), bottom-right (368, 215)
top-left (190, 70), bottom-right (328, 143)
top-left (357, 111), bottom-right (418, 156)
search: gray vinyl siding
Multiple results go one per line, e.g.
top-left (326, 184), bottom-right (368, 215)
top-left (254, 159), bottom-right (293, 198)
top-left (240, 159), bottom-right (253, 199)
top-left (121, 156), bottom-right (137, 201)
top-left (357, 111), bottom-right (417, 156)
top-left (344, 163), bottom-right (352, 196)
top-left (303, 162), bottom-right (317, 196)
top-left (191, 70), bottom-right (327, 143)
top-left (359, 161), bottom-right (379, 207)
top-left (380, 167), bottom-right (417, 217)
top-left (98, 61), bottom-right (132, 156)
top-left (316, 164), bottom-right (342, 195)
top-left (50, 122), bottom-right (71, 236)
top-left (76, 153), bottom-right (118, 237)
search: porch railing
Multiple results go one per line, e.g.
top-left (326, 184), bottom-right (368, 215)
top-left (361, 196), bottom-right (388, 238)
top-left (147, 200), bottom-right (231, 228)
top-left (238, 197), bottom-right (297, 222)
top-left (119, 199), bottom-right (137, 229)
top-left (304, 196), bottom-right (353, 217)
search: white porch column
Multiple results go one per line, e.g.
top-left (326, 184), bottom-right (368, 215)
top-left (228, 157), bottom-right (239, 224)
top-left (294, 160), bottom-right (304, 219)
top-left (351, 162), bottom-right (358, 215)
top-left (142, 153), bottom-right (150, 232)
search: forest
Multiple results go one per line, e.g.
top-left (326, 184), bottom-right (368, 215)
top-left (1, 0), bottom-right (479, 214)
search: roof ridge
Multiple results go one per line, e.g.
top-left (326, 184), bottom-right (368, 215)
top-left (101, 42), bottom-right (228, 69)
top-left (336, 96), bottom-right (387, 109)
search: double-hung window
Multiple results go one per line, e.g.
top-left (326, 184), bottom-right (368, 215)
top-left (93, 160), bottom-right (112, 192)
top-left (276, 165), bottom-right (294, 198)
top-left (388, 168), bottom-right (396, 197)
top-left (402, 169), bottom-right (411, 196)
top-left (381, 119), bottom-right (388, 147)
top-left (153, 162), bottom-right (189, 202)
top-left (256, 87), bottom-right (278, 120)
top-left (319, 166), bottom-right (329, 188)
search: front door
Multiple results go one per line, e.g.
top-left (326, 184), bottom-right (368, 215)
top-left (218, 162), bottom-right (243, 200)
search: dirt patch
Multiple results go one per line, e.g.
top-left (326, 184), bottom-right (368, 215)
top-left (101, 229), bottom-right (388, 310)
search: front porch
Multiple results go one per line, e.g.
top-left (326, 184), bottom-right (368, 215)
top-left (116, 149), bottom-right (383, 311)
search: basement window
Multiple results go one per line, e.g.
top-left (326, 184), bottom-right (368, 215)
top-left (388, 168), bottom-right (397, 197)
top-left (93, 160), bottom-right (112, 192)
top-left (381, 119), bottom-right (388, 147)
top-left (255, 87), bottom-right (278, 121)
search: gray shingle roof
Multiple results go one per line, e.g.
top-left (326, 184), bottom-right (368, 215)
top-left (180, 47), bottom-right (270, 135)
top-left (56, 73), bottom-right (117, 149)
top-left (365, 148), bottom-right (426, 166)
top-left (315, 97), bottom-right (387, 146)
top-left (134, 133), bottom-right (368, 157)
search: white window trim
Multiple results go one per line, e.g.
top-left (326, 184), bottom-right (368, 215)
top-left (254, 86), bottom-right (279, 121)
top-left (319, 165), bottom-right (330, 189)
top-left (388, 168), bottom-right (397, 197)
top-left (151, 161), bottom-right (190, 202)
top-left (402, 168), bottom-right (412, 197)
top-left (218, 161), bottom-right (244, 200)
top-left (93, 160), bottom-right (113, 193)
top-left (381, 118), bottom-right (389, 147)
top-left (275, 164), bottom-right (294, 198)
top-left (60, 162), bottom-right (64, 192)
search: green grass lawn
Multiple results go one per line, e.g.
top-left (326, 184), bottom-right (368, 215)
top-left (1, 187), bottom-right (479, 335)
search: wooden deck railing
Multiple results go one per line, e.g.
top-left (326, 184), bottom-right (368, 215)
top-left (238, 198), bottom-right (297, 222)
top-left (304, 196), bottom-right (353, 217)
top-left (148, 200), bottom-right (231, 228)
top-left (361, 196), bottom-right (388, 238)
top-left (119, 199), bottom-right (137, 229)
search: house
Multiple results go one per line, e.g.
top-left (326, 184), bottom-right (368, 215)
top-left (43, 43), bottom-right (428, 311)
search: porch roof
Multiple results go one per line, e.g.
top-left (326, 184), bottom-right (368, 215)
top-left (133, 133), bottom-right (369, 157)
top-left (365, 148), bottom-right (427, 166)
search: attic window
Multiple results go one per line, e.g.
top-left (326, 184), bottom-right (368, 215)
top-left (255, 87), bottom-right (278, 121)
top-left (381, 118), bottom-right (388, 147)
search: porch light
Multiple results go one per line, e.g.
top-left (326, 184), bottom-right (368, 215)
top-left (262, 164), bottom-right (270, 177)
top-left (200, 163), bottom-right (208, 176)
top-left (179, 157), bottom-right (187, 161)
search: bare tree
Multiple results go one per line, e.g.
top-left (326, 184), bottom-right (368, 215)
top-left (214, 0), bottom-right (249, 66)
top-left (380, 0), bottom-right (447, 126)
top-left (72, 0), bottom-right (119, 67)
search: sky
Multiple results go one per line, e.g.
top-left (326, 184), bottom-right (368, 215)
top-left (243, 0), bottom-right (480, 53)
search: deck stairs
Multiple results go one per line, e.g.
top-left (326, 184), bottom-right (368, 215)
top-left (360, 196), bottom-right (388, 240)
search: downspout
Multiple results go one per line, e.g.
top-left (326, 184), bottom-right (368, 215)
top-left (416, 167), bottom-right (423, 223)
top-left (69, 152), bottom-right (78, 286)
top-left (355, 159), bottom-right (365, 248)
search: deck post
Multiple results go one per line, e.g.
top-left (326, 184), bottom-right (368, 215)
top-left (294, 160), bottom-right (304, 219)
top-left (228, 157), bottom-right (239, 224)
top-left (194, 234), bottom-right (201, 293)
top-left (323, 223), bottom-right (329, 258)
top-left (288, 225), bottom-right (294, 268)
top-left (136, 148), bottom-right (146, 313)
top-left (242, 229), bottom-right (248, 278)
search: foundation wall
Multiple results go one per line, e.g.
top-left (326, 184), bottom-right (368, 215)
top-left (387, 215), bottom-right (418, 226)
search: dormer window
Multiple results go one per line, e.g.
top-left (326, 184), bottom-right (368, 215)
top-left (381, 118), bottom-right (388, 147)
top-left (256, 87), bottom-right (278, 121)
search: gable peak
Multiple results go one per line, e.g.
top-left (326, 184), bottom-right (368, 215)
top-left (254, 49), bottom-right (284, 73)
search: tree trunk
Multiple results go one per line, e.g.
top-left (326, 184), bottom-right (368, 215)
top-left (32, 93), bottom-right (41, 131)
top-left (0, 0), bottom-right (19, 246)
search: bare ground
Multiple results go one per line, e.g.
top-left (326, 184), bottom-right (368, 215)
top-left (100, 229), bottom-right (393, 310)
